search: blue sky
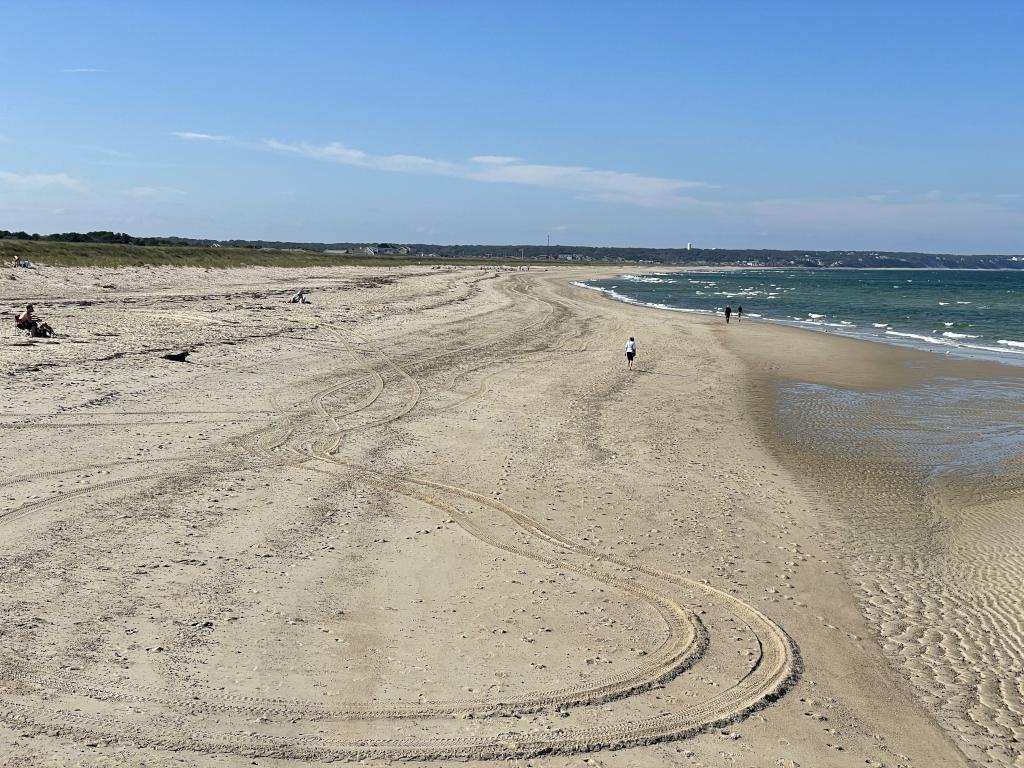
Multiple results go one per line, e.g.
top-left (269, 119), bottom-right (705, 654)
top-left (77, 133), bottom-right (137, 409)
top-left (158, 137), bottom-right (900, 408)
top-left (2, 1), bottom-right (1022, 252)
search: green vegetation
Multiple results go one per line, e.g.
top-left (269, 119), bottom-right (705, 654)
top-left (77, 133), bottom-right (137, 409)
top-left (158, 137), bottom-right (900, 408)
top-left (2, 230), bottom-right (1022, 269)
top-left (0, 229), bottom-right (184, 246)
top-left (0, 238), bottom-right (563, 269)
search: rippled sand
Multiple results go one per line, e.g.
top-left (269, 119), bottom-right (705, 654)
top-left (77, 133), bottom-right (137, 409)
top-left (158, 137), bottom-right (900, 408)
top-left (732, 326), bottom-right (1024, 766)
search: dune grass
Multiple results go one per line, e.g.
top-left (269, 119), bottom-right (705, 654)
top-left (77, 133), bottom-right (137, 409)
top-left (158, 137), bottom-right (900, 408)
top-left (0, 239), bottom-right (570, 269)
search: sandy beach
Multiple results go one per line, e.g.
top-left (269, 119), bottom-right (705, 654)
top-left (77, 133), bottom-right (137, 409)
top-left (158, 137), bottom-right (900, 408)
top-left (2, 264), bottom-right (1020, 767)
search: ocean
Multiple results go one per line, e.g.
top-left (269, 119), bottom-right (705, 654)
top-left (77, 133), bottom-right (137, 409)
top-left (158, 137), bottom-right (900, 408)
top-left (580, 268), bottom-right (1024, 364)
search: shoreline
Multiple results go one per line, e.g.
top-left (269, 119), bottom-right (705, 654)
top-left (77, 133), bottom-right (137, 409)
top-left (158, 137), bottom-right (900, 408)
top-left (578, 273), bottom-right (1024, 764)
top-left (708, 291), bottom-right (1024, 765)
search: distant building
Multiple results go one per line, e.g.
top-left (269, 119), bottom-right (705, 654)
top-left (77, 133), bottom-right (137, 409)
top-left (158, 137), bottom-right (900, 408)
top-left (372, 243), bottom-right (412, 255)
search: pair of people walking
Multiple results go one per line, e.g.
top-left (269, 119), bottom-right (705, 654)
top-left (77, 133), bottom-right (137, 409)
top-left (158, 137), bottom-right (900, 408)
top-left (724, 305), bottom-right (743, 323)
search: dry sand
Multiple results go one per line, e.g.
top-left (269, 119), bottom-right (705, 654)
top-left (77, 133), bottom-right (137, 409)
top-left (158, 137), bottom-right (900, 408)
top-left (0, 262), bottom-right (1015, 766)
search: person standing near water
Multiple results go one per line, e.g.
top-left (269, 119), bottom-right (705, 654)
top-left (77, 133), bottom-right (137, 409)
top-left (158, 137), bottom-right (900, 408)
top-left (737, 305), bottom-right (743, 322)
top-left (624, 336), bottom-right (637, 370)
top-left (724, 306), bottom-right (732, 323)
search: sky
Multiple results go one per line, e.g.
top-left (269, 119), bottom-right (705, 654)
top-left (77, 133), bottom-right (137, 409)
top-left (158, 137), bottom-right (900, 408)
top-left (1, 0), bottom-right (1023, 253)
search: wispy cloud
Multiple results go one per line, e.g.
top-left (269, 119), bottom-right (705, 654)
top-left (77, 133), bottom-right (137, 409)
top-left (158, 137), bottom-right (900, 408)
top-left (61, 68), bottom-right (106, 73)
top-left (263, 139), bottom-right (708, 209)
top-left (173, 134), bottom-right (1024, 247)
top-left (121, 186), bottom-right (186, 199)
top-left (0, 171), bottom-right (84, 190)
top-left (470, 155), bottom-right (521, 165)
top-left (172, 131), bottom-right (229, 142)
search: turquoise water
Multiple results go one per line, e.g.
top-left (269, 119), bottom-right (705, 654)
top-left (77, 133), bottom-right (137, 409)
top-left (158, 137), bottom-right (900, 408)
top-left (581, 269), bottom-right (1024, 363)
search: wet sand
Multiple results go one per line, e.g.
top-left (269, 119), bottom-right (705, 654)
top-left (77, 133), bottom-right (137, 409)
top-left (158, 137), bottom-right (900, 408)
top-left (0, 263), bottom-right (1013, 766)
top-left (726, 321), bottom-right (1024, 766)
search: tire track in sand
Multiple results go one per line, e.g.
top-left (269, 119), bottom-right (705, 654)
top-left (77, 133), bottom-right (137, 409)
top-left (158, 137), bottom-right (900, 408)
top-left (0, 274), bottom-right (798, 761)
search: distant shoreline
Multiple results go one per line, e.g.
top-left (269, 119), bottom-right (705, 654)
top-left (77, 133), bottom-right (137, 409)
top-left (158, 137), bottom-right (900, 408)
top-left (3, 232), bottom-right (1022, 270)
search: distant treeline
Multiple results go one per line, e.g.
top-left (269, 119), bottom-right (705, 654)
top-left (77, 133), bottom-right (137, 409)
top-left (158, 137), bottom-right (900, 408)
top-left (2, 230), bottom-right (1022, 269)
top-left (0, 230), bottom-right (189, 246)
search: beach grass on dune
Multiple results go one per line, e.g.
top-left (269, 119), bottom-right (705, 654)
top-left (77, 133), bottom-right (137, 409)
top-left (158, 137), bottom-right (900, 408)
top-left (0, 239), bottom-right (570, 269)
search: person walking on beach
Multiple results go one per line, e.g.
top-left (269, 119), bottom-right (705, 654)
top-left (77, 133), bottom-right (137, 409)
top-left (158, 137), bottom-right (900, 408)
top-left (624, 336), bottom-right (637, 370)
top-left (737, 305), bottom-right (743, 323)
top-left (724, 306), bottom-right (732, 323)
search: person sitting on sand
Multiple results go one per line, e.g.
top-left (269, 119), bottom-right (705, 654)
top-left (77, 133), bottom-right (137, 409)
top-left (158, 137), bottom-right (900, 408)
top-left (625, 336), bottom-right (637, 370)
top-left (288, 289), bottom-right (311, 304)
top-left (15, 304), bottom-right (37, 333)
top-left (14, 304), bottom-right (54, 337)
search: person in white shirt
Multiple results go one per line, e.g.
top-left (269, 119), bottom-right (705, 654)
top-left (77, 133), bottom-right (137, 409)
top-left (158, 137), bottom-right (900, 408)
top-left (624, 336), bottom-right (637, 370)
